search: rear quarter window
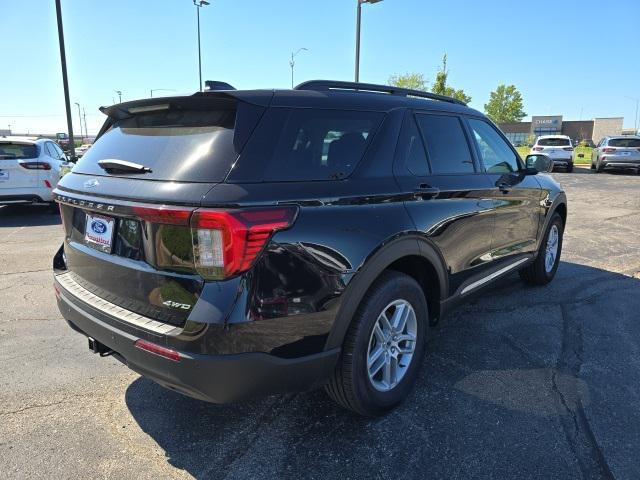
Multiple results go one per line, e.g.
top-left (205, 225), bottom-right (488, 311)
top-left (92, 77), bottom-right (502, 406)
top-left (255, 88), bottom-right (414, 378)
top-left (229, 108), bottom-right (384, 182)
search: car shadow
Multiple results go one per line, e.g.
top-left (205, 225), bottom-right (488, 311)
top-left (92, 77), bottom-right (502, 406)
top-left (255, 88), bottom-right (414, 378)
top-left (0, 204), bottom-right (60, 227)
top-left (125, 261), bottom-right (640, 479)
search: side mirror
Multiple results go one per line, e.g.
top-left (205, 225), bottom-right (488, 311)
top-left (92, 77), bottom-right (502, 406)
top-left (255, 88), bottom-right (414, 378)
top-left (525, 154), bottom-right (553, 173)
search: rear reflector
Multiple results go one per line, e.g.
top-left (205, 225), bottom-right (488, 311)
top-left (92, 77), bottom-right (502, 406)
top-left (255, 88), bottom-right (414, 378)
top-left (134, 339), bottom-right (181, 361)
top-left (191, 206), bottom-right (298, 280)
top-left (44, 180), bottom-right (52, 188)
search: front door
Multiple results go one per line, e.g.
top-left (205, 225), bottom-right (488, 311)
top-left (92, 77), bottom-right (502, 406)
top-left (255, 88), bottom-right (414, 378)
top-left (465, 117), bottom-right (543, 261)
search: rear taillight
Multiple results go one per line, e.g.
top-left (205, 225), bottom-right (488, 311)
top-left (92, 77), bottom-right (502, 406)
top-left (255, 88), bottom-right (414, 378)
top-left (44, 180), bottom-right (52, 188)
top-left (132, 205), bottom-right (193, 225)
top-left (533, 147), bottom-right (543, 152)
top-left (603, 148), bottom-right (616, 153)
top-left (190, 206), bottom-right (297, 280)
top-left (19, 161), bottom-right (51, 170)
top-left (563, 147), bottom-right (574, 151)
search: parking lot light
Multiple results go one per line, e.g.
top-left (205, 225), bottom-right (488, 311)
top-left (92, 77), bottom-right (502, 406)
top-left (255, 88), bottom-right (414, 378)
top-left (355, 0), bottom-right (383, 82)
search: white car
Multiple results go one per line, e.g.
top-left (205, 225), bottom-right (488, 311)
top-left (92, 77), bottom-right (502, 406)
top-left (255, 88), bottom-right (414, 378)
top-left (530, 135), bottom-right (574, 172)
top-left (0, 137), bottom-right (70, 206)
top-left (75, 143), bottom-right (93, 157)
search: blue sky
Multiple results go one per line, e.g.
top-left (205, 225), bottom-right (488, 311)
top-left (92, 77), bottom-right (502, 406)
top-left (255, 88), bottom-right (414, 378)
top-left (1, 0), bottom-right (639, 135)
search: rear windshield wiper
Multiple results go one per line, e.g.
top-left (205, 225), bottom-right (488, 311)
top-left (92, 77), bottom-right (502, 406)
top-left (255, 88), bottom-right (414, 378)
top-left (97, 159), bottom-right (152, 174)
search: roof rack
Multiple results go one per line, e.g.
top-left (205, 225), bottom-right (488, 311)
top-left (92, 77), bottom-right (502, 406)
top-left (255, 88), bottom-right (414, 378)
top-left (294, 80), bottom-right (467, 106)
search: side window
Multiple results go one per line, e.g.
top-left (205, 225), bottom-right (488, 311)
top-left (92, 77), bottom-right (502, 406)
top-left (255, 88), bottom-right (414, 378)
top-left (415, 114), bottom-right (474, 174)
top-left (52, 143), bottom-right (65, 159)
top-left (467, 118), bottom-right (520, 173)
top-left (44, 142), bottom-right (55, 158)
top-left (396, 115), bottom-right (429, 176)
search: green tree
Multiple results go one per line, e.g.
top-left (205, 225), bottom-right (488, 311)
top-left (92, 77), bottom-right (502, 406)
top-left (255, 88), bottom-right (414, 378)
top-left (388, 72), bottom-right (428, 91)
top-left (431, 54), bottom-right (471, 104)
top-left (484, 84), bottom-right (527, 123)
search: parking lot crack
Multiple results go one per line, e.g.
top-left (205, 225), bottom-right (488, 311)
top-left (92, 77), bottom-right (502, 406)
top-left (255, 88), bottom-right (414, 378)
top-left (554, 304), bottom-right (614, 480)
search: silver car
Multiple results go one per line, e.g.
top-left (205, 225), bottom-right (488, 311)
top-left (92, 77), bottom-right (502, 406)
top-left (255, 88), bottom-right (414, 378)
top-left (592, 136), bottom-right (640, 173)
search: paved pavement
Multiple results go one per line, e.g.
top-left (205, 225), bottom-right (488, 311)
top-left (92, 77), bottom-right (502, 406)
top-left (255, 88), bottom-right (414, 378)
top-left (1, 167), bottom-right (639, 479)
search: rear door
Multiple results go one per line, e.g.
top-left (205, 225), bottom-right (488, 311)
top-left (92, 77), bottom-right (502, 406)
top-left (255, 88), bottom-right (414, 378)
top-left (393, 111), bottom-right (496, 293)
top-left (0, 142), bottom-right (40, 189)
top-left (465, 117), bottom-right (543, 261)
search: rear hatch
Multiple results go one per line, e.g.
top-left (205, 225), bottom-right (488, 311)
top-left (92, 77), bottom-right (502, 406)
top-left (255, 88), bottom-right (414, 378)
top-left (606, 138), bottom-right (640, 161)
top-left (534, 137), bottom-right (573, 158)
top-left (0, 142), bottom-right (41, 189)
top-left (55, 95), bottom-right (268, 328)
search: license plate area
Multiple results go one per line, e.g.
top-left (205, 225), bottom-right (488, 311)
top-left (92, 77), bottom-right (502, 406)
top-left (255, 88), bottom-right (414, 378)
top-left (84, 213), bottom-right (115, 253)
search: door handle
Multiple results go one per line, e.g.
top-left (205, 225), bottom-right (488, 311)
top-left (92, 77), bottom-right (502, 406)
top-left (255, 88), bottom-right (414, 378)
top-left (413, 184), bottom-right (440, 199)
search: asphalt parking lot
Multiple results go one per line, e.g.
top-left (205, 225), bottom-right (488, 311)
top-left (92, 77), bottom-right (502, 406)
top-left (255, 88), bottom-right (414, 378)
top-left (1, 168), bottom-right (639, 480)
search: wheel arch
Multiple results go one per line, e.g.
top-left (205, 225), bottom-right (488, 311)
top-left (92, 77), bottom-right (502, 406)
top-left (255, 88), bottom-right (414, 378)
top-left (325, 235), bottom-right (447, 351)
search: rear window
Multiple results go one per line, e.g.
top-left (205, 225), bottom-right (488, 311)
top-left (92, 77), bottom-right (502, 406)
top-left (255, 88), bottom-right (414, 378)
top-left (0, 143), bottom-right (38, 159)
top-left (73, 101), bottom-right (262, 183)
top-left (609, 138), bottom-right (640, 148)
top-left (537, 138), bottom-right (571, 146)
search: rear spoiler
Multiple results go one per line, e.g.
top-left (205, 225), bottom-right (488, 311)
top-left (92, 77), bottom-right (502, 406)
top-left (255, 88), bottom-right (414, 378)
top-left (95, 90), bottom-right (275, 141)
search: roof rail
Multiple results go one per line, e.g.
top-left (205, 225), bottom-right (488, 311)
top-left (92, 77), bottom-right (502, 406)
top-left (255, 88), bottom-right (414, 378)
top-left (294, 80), bottom-right (467, 106)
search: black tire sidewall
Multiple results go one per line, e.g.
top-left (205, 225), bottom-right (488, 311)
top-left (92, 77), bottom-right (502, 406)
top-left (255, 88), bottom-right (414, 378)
top-left (350, 274), bottom-right (429, 412)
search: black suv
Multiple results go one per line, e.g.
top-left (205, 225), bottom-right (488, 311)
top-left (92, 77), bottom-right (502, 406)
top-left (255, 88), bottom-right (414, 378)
top-left (53, 81), bottom-right (567, 415)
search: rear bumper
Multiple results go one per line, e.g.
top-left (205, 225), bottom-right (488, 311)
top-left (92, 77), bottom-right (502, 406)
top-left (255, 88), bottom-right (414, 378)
top-left (602, 161), bottom-right (640, 170)
top-left (56, 283), bottom-right (339, 403)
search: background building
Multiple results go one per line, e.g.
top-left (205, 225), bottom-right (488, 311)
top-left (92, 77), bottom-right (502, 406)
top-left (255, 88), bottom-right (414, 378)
top-left (499, 116), bottom-right (624, 145)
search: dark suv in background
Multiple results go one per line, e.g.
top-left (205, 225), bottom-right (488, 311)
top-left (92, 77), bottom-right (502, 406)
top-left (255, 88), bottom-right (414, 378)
top-left (53, 81), bottom-right (567, 415)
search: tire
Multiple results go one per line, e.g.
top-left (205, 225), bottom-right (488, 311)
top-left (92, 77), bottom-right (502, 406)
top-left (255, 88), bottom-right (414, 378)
top-left (519, 212), bottom-right (564, 286)
top-left (590, 162), bottom-right (595, 170)
top-left (566, 163), bottom-right (574, 173)
top-left (325, 270), bottom-right (430, 416)
top-left (596, 160), bottom-right (604, 173)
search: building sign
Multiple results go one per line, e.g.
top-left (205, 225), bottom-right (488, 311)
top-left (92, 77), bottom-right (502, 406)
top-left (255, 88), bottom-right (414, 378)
top-left (531, 116), bottom-right (563, 135)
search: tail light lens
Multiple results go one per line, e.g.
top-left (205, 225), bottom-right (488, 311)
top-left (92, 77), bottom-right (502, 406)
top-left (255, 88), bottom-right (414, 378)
top-left (603, 148), bottom-right (616, 153)
top-left (191, 206), bottom-right (298, 280)
top-left (533, 147), bottom-right (544, 152)
top-left (134, 339), bottom-right (181, 362)
top-left (19, 161), bottom-right (51, 170)
top-left (563, 147), bottom-right (574, 151)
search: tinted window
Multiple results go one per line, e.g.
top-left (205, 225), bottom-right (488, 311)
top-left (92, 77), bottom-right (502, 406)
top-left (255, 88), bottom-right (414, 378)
top-left (609, 138), bottom-right (640, 148)
top-left (73, 101), bottom-right (263, 183)
top-left (52, 142), bottom-right (65, 158)
top-left (537, 137), bottom-right (571, 146)
top-left (415, 114), bottom-right (474, 174)
top-left (397, 115), bottom-right (428, 176)
top-left (261, 109), bottom-right (383, 182)
top-left (468, 118), bottom-right (520, 173)
top-left (0, 143), bottom-right (38, 159)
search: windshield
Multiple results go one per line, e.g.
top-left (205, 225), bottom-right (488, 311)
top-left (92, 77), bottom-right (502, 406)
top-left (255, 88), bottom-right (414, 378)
top-left (537, 138), bottom-right (571, 147)
top-left (609, 138), bottom-right (640, 148)
top-left (73, 106), bottom-right (245, 182)
top-left (0, 143), bottom-right (38, 159)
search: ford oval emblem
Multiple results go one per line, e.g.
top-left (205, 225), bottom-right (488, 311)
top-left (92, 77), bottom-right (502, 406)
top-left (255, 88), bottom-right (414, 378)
top-left (90, 220), bottom-right (107, 234)
top-left (84, 179), bottom-right (100, 188)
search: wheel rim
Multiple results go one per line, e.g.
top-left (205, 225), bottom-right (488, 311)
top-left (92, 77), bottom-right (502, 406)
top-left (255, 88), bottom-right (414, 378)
top-left (366, 299), bottom-right (418, 392)
top-left (545, 224), bottom-right (559, 273)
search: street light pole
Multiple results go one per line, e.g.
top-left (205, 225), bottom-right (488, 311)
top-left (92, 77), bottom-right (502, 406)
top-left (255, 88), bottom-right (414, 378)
top-left (289, 48), bottom-right (308, 88)
top-left (193, 0), bottom-right (210, 92)
top-left (54, 0), bottom-right (75, 159)
top-left (74, 102), bottom-right (83, 141)
top-left (355, 0), bottom-right (383, 83)
top-left (115, 90), bottom-right (122, 103)
top-left (624, 96), bottom-right (639, 134)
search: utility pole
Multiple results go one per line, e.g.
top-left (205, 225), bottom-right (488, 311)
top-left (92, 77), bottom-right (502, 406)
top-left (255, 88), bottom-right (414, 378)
top-left (54, 0), bottom-right (75, 159)
top-left (82, 107), bottom-right (88, 140)
top-left (74, 102), bottom-right (83, 141)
